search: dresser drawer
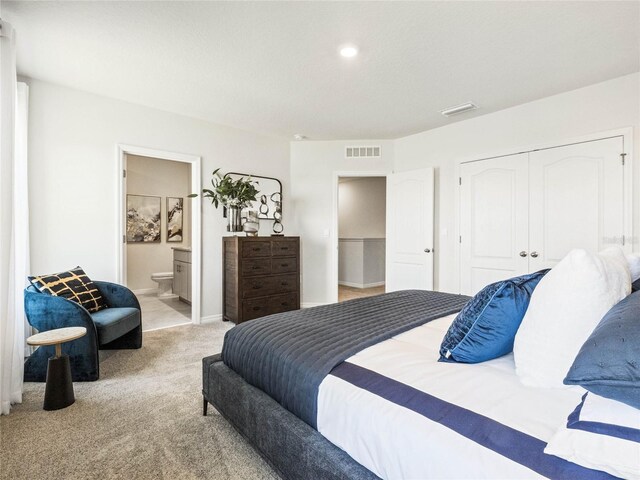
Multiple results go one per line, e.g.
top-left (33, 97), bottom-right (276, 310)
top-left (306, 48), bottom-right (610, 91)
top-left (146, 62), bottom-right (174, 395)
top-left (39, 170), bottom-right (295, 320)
top-left (241, 277), bottom-right (273, 299)
top-left (224, 236), bottom-right (300, 324)
top-left (242, 241), bottom-right (271, 258)
top-left (272, 274), bottom-right (298, 293)
top-left (242, 298), bottom-right (271, 321)
top-left (268, 293), bottom-right (298, 314)
top-left (242, 258), bottom-right (271, 276)
top-left (271, 257), bottom-right (297, 274)
top-left (272, 240), bottom-right (298, 257)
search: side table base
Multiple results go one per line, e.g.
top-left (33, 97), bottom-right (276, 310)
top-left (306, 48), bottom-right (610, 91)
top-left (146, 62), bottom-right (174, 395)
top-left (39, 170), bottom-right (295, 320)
top-left (44, 355), bottom-right (75, 411)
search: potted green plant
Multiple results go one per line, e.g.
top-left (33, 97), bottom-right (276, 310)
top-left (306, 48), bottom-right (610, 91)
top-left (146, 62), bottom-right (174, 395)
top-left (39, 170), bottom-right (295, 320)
top-left (190, 169), bottom-right (259, 232)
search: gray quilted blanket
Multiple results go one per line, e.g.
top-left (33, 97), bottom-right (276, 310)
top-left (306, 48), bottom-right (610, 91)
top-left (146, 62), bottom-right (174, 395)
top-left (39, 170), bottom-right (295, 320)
top-left (221, 289), bottom-right (471, 428)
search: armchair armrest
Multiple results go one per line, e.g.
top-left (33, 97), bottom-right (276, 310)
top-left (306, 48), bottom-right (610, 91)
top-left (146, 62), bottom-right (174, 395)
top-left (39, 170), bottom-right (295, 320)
top-left (23, 287), bottom-right (101, 381)
top-left (94, 281), bottom-right (141, 310)
top-left (24, 287), bottom-right (97, 337)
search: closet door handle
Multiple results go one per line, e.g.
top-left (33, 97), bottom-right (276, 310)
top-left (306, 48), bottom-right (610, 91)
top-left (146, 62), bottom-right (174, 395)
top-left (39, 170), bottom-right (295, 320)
top-left (530, 251), bottom-right (539, 258)
top-left (519, 251), bottom-right (528, 257)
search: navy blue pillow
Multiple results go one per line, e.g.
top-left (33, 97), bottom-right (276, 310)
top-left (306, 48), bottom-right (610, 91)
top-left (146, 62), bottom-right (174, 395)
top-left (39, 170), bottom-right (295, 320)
top-left (439, 270), bottom-right (548, 363)
top-left (564, 290), bottom-right (640, 409)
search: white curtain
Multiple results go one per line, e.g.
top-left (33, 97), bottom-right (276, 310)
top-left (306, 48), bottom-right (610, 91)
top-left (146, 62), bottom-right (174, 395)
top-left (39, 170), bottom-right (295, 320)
top-left (0, 19), bottom-right (30, 415)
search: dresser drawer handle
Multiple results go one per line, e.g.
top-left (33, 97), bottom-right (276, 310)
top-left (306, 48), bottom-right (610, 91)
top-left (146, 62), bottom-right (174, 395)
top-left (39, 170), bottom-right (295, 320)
top-left (281, 282), bottom-right (289, 286)
top-left (252, 306), bottom-right (261, 311)
top-left (252, 247), bottom-right (261, 251)
top-left (281, 263), bottom-right (288, 267)
top-left (280, 247), bottom-right (289, 250)
top-left (252, 266), bottom-right (261, 270)
top-left (281, 302), bottom-right (289, 307)
top-left (252, 285), bottom-right (263, 290)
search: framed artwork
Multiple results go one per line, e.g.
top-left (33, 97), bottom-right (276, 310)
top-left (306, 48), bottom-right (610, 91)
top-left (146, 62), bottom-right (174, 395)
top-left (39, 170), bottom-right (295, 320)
top-left (227, 173), bottom-right (282, 220)
top-left (126, 195), bottom-right (161, 243)
top-left (167, 197), bottom-right (184, 242)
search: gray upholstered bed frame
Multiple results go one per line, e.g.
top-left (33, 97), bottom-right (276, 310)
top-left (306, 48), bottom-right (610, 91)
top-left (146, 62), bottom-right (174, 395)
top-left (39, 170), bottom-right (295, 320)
top-left (202, 354), bottom-right (379, 480)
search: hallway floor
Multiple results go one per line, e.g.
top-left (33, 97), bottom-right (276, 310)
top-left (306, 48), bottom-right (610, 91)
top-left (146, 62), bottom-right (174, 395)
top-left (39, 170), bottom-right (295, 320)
top-left (137, 292), bottom-right (191, 331)
top-left (338, 285), bottom-right (385, 302)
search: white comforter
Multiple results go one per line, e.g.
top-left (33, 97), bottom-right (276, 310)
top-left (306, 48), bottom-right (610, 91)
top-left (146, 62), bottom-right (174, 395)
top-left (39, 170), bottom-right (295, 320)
top-left (317, 314), bottom-right (591, 480)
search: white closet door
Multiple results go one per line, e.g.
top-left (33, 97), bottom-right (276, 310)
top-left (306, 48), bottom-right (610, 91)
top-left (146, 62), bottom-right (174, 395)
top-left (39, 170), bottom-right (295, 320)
top-left (528, 137), bottom-right (625, 270)
top-left (386, 168), bottom-right (434, 292)
top-left (460, 154), bottom-right (529, 295)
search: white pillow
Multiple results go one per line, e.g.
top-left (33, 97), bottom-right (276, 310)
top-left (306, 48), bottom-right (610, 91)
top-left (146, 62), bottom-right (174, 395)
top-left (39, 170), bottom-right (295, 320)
top-left (513, 247), bottom-right (630, 388)
top-left (544, 393), bottom-right (640, 479)
top-left (627, 253), bottom-right (640, 282)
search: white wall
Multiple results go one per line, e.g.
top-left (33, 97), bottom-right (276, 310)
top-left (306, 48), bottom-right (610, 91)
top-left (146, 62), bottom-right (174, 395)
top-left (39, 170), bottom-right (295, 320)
top-left (338, 177), bottom-right (386, 238)
top-left (126, 154), bottom-right (191, 291)
top-left (290, 141), bottom-right (394, 305)
top-left (394, 73), bottom-right (640, 293)
top-left (26, 79), bottom-right (290, 320)
top-left (27, 73), bottom-right (639, 311)
top-left (338, 238), bottom-right (386, 287)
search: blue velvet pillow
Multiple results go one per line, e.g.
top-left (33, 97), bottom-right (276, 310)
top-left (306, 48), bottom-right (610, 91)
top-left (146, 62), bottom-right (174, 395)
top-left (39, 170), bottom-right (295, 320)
top-left (439, 270), bottom-right (548, 363)
top-left (564, 291), bottom-right (640, 409)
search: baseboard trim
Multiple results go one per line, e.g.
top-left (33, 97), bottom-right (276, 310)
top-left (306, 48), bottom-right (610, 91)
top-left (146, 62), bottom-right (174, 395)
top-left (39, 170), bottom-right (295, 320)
top-left (200, 314), bottom-right (223, 324)
top-left (301, 302), bottom-right (328, 309)
top-left (132, 287), bottom-right (158, 295)
top-left (338, 281), bottom-right (386, 289)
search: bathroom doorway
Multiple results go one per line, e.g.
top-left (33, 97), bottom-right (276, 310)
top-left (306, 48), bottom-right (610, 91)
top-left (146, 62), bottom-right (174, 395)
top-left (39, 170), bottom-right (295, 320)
top-left (336, 176), bottom-right (387, 302)
top-left (117, 145), bottom-right (202, 330)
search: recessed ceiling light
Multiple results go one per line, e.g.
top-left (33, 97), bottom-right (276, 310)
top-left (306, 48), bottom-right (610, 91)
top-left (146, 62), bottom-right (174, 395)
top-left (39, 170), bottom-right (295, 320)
top-left (339, 45), bottom-right (358, 58)
top-left (293, 134), bottom-right (307, 141)
top-left (440, 102), bottom-right (478, 117)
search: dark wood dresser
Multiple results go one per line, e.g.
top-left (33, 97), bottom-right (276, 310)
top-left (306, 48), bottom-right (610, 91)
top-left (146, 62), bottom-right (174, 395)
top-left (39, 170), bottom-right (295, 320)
top-left (223, 236), bottom-right (300, 324)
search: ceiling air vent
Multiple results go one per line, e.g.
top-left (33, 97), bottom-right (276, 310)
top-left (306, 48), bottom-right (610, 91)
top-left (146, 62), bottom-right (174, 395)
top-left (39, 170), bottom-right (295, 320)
top-left (346, 146), bottom-right (381, 159)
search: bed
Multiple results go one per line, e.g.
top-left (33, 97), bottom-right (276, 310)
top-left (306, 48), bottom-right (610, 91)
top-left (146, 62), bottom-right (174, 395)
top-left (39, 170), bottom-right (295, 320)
top-left (202, 290), bottom-right (622, 479)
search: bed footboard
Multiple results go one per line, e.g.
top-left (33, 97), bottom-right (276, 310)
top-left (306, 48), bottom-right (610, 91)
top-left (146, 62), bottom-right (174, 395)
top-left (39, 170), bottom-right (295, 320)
top-left (202, 354), bottom-right (378, 480)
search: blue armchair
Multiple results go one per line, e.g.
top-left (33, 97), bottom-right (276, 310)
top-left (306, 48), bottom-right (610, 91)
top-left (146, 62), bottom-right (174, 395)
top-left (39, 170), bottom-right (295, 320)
top-left (24, 281), bottom-right (142, 382)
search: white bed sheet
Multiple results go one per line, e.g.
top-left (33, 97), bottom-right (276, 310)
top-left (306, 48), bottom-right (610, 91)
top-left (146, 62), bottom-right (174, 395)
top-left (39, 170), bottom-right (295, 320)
top-left (317, 314), bottom-right (590, 480)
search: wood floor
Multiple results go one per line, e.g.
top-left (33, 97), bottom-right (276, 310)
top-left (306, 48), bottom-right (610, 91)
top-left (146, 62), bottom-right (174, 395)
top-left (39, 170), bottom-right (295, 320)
top-left (338, 285), bottom-right (385, 302)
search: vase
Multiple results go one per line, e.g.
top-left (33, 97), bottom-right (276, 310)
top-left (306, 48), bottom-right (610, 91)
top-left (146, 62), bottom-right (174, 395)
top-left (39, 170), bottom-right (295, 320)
top-left (227, 206), bottom-right (243, 232)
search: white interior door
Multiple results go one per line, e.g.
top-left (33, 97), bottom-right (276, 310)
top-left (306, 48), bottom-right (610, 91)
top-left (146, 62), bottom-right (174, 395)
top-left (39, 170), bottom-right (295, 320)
top-left (528, 137), bottom-right (625, 270)
top-left (460, 153), bottom-right (529, 295)
top-left (386, 168), bottom-right (434, 292)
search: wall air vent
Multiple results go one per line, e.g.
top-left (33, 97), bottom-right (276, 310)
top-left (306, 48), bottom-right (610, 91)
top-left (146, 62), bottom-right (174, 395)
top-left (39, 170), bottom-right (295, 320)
top-left (345, 146), bottom-right (381, 159)
top-left (440, 102), bottom-right (478, 117)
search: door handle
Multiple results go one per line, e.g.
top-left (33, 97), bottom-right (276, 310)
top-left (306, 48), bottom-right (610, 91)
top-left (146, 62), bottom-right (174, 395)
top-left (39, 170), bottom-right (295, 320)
top-left (530, 251), bottom-right (539, 258)
top-left (519, 251), bottom-right (528, 257)
top-left (424, 248), bottom-right (431, 253)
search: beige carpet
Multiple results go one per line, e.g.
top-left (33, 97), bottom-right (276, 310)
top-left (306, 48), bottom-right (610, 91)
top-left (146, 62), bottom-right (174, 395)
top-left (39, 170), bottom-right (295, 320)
top-left (0, 322), bottom-right (279, 480)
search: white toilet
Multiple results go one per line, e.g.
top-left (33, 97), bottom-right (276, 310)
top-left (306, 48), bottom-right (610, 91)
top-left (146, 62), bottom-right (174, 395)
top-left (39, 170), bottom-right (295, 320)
top-left (150, 272), bottom-right (174, 298)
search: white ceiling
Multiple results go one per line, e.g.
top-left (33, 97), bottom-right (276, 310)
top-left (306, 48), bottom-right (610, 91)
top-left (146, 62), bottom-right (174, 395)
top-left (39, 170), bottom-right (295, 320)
top-left (2, 1), bottom-right (639, 140)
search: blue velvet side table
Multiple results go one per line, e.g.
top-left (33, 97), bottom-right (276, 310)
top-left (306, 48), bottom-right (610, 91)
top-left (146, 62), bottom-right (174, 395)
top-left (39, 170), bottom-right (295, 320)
top-left (26, 327), bottom-right (87, 410)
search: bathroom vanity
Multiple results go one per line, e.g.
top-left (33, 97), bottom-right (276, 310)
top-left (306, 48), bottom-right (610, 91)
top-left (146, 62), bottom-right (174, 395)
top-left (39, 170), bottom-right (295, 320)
top-left (172, 247), bottom-right (192, 304)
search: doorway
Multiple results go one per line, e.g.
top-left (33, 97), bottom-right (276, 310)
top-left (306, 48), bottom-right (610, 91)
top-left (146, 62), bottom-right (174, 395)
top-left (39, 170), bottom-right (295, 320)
top-left (117, 145), bottom-right (202, 329)
top-left (336, 176), bottom-right (387, 302)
